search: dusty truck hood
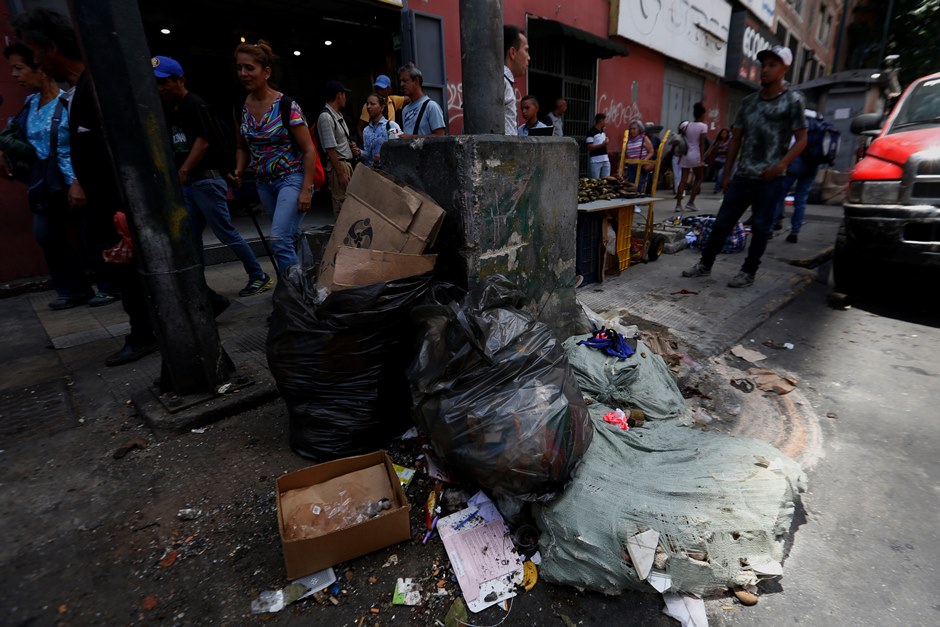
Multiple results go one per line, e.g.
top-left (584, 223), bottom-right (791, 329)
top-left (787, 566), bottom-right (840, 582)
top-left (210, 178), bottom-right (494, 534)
top-left (867, 127), bottom-right (940, 167)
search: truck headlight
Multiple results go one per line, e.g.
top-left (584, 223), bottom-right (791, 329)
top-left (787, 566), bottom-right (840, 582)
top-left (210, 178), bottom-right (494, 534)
top-left (847, 180), bottom-right (902, 204)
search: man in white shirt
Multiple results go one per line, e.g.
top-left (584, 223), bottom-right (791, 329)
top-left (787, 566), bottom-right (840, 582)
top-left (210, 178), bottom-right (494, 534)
top-left (586, 113), bottom-right (611, 178)
top-left (503, 25), bottom-right (529, 135)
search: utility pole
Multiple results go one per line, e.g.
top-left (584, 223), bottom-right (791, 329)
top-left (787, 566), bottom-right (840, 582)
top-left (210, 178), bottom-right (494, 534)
top-left (459, 0), bottom-right (504, 134)
top-left (68, 0), bottom-right (232, 394)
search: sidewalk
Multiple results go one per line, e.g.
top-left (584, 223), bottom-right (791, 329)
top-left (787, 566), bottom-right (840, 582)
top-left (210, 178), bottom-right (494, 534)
top-left (3, 191), bottom-right (842, 395)
top-left (0, 191), bottom-right (843, 625)
top-left (577, 190), bottom-right (842, 357)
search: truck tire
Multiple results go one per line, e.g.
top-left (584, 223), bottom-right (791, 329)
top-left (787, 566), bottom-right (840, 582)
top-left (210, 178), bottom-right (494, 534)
top-left (828, 220), bottom-right (863, 307)
top-left (647, 234), bottom-right (667, 262)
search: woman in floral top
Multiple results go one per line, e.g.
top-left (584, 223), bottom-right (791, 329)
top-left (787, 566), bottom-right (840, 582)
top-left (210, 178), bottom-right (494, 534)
top-left (232, 40), bottom-right (316, 273)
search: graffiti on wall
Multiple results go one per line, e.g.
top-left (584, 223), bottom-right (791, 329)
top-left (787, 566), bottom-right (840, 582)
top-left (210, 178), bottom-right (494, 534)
top-left (448, 81), bottom-right (523, 131)
top-left (614, 0), bottom-right (732, 75)
top-left (597, 81), bottom-right (644, 128)
top-left (447, 81), bottom-right (463, 128)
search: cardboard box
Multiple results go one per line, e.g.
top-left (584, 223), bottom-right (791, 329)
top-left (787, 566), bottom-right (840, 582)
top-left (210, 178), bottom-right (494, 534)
top-left (318, 167), bottom-right (445, 288)
top-left (327, 247), bottom-right (437, 292)
top-left (276, 451), bottom-right (412, 579)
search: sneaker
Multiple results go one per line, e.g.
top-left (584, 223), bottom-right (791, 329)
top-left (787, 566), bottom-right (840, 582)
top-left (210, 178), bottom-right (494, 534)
top-left (728, 271), bottom-right (755, 288)
top-left (239, 274), bottom-right (273, 297)
top-left (682, 262), bottom-right (711, 278)
top-left (48, 293), bottom-right (92, 310)
top-left (685, 203), bottom-right (699, 212)
top-left (674, 205), bottom-right (683, 213)
top-left (88, 291), bottom-right (120, 307)
top-left (773, 221), bottom-right (783, 231)
top-left (786, 233), bottom-right (798, 243)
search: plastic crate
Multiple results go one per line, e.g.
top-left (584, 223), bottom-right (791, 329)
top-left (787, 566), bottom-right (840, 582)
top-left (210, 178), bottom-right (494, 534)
top-left (576, 212), bottom-right (603, 286)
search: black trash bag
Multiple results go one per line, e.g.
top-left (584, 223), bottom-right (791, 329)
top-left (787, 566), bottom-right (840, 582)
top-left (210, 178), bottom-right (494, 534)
top-left (267, 248), bottom-right (432, 462)
top-left (409, 275), bottom-right (594, 502)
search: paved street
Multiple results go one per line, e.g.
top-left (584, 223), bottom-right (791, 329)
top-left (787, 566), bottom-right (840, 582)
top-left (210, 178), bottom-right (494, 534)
top-left (2, 192), bottom-right (938, 625)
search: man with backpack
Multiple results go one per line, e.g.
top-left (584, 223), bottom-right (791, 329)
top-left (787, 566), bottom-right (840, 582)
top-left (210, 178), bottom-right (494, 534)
top-left (772, 108), bottom-right (839, 243)
top-left (317, 80), bottom-right (359, 217)
top-left (152, 55), bottom-right (272, 297)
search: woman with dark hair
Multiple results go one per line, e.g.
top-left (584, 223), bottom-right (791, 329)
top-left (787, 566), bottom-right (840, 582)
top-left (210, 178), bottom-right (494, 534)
top-left (1, 43), bottom-right (109, 309)
top-left (361, 93), bottom-right (401, 169)
top-left (676, 102), bottom-right (709, 212)
top-left (706, 128), bottom-right (732, 193)
top-left (230, 40), bottom-right (317, 273)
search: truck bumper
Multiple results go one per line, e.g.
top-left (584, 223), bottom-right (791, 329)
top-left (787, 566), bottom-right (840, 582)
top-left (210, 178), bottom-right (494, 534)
top-left (842, 203), bottom-right (940, 268)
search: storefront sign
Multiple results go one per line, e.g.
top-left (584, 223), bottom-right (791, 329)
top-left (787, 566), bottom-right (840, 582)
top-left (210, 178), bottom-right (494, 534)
top-left (724, 11), bottom-right (779, 89)
top-left (611, 0), bottom-right (732, 77)
top-left (736, 0), bottom-right (774, 27)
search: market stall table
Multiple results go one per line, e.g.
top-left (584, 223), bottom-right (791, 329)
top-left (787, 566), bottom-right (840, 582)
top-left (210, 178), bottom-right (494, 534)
top-left (577, 196), bottom-right (663, 283)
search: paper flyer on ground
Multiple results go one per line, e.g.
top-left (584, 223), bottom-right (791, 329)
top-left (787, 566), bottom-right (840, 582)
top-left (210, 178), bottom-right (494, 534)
top-left (437, 492), bottom-right (524, 613)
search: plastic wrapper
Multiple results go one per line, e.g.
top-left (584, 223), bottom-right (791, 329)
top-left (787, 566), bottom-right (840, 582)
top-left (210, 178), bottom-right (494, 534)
top-left (267, 243), bottom-right (432, 461)
top-left (284, 491), bottom-right (392, 540)
top-left (408, 275), bottom-right (593, 502)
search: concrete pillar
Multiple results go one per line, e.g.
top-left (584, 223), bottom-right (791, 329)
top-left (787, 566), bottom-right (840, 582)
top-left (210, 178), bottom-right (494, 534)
top-left (384, 136), bottom-right (583, 340)
top-left (459, 0), bottom-right (504, 134)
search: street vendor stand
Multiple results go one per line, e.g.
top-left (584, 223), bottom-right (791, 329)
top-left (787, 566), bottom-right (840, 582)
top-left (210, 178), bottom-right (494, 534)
top-left (575, 130), bottom-right (673, 284)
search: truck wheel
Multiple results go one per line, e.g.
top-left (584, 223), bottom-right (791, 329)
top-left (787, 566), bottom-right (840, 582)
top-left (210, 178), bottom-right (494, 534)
top-left (647, 234), bottom-right (667, 262)
top-left (829, 221), bottom-right (862, 306)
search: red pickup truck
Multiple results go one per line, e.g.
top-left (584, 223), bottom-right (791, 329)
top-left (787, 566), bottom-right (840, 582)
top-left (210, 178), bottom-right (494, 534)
top-left (830, 71), bottom-right (940, 305)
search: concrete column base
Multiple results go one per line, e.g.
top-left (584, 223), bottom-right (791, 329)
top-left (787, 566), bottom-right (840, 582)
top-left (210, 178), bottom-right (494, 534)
top-left (383, 135), bottom-right (583, 340)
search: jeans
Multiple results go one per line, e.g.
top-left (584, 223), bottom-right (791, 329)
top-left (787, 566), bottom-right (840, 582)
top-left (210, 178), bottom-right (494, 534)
top-left (625, 164), bottom-right (650, 194)
top-left (773, 162), bottom-right (817, 234)
top-left (33, 209), bottom-right (93, 298)
top-left (182, 176), bottom-right (265, 280)
top-left (590, 160), bottom-right (610, 179)
top-left (256, 171), bottom-right (306, 273)
top-left (699, 176), bottom-right (784, 277)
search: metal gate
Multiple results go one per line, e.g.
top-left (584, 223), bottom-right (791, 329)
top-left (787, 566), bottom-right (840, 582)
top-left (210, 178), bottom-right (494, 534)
top-left (528, 27), bottom-right (597, 176)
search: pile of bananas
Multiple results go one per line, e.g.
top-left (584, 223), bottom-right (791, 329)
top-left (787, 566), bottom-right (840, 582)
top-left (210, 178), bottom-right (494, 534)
top-left (578, 177), bottom-right (640, 203)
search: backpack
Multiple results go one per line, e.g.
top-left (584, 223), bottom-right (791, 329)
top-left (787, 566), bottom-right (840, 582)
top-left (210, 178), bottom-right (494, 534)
top-left (672, 134), bottom-right (689, 156)
top-left (803, 117), bottom-right (840, 167)
top-left (278, 95), bottom-right (326, 190)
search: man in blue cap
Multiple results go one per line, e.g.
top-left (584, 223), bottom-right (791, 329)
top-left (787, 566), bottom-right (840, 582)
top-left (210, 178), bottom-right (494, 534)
top-left (152, 55), bottom-right (272, 298)
top-left (356, 74), bottom-right (408, 144)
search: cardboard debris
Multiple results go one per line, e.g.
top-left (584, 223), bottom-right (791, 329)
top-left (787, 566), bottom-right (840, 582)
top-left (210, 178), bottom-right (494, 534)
top-left (731, 344), bottom-right (767, 363)
top-left (327, 247), bottom-right (436, 293)
top-left (626, 529), bottom-right (660, 580)
top-left (318, 166), bottom-right (445, 289)
top-left (276, 451), bottom-right (411, 579)
top-left (648, 571), bottom-right (672, 593)
top-left (747, 368), bottom-right (798, 395)
top-left (662, 592), bottom-right (708, 627)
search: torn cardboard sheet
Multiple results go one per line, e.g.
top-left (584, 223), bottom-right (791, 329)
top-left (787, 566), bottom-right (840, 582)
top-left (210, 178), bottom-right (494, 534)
top-left (438, 492), bottom-right (523, 613)
top-left (662, 592), bottom-right (708, 627)
top-left (326, 247), bottom-right (436, 293)
top-left (748, 368), bottom-right (798, 395)
top-left (731, 344), bottom-right (767, 363)
top-left (626, 529), bottom-right (660, 580)
top-left (319, 166), bottom-right (445, 288)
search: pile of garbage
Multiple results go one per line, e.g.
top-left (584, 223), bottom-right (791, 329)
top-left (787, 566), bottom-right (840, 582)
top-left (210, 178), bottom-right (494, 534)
top-left (264, 170), bottom-right (807, 625)
top-left (578, 176), bottom-right (640, 202)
